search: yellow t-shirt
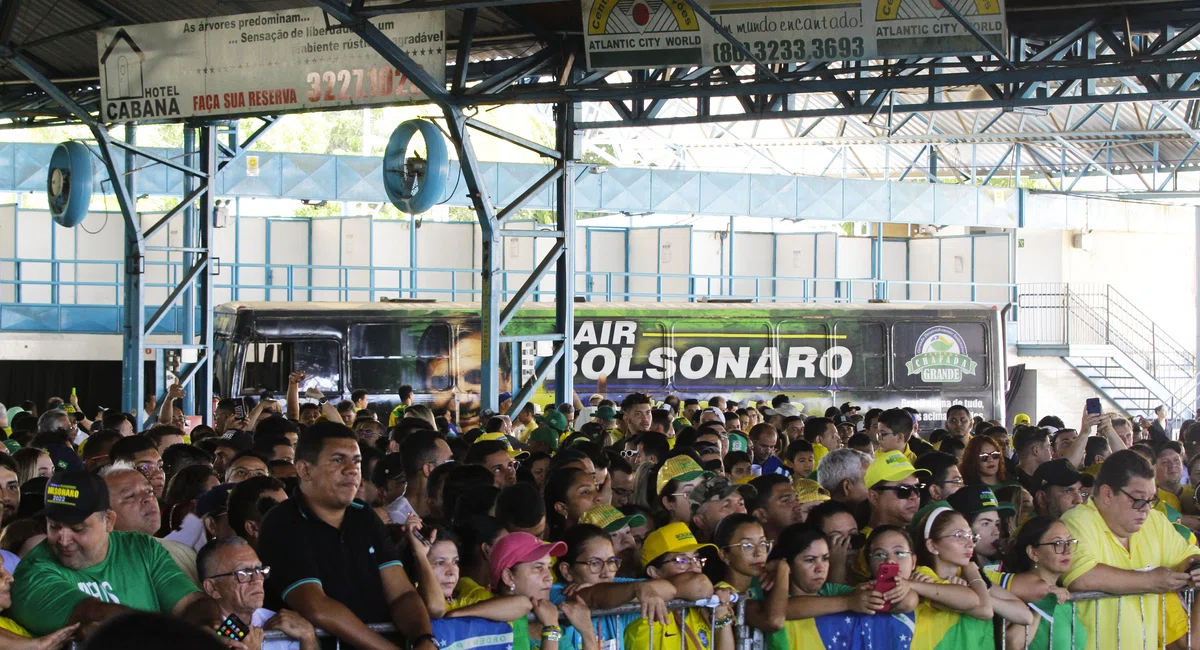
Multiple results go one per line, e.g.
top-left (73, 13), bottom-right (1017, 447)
top-left (624, 607), bottom-right (715, 650)
top-left (1061, 499), bottom-right (1200, 650)
top-left (448, 576), bottom-right (493, 612)
top-left (1158, 485), bottom-right (1197, 516)
top-left (0, 616), bottom-right (30, 638)
top-left (813, 443), bottom-right (829, 468)
top-left (873, 446), bottom-right (917, 464)
top-left (911, 566), bottom-right (993, 650)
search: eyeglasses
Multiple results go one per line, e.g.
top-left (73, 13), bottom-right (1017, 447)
top-left (663, 555), bottom-right (707, 569)
top-left (1033, 538), bottom-right (1079, 554)
top-left (135, 462), bottom-right (165, 474)
top-left (872, 484), bottom-right (924, 500)
top-left (937, 531), bottom-right (981, 545)
top-left (978, 452), bottom-right (1003, 462)
top-left (869, 550), bottom-right (913, 562)
top-left (938, 477), bottom-right (965, 487)
top-left (620, 450), bottom-right (638, 458)
top-left (1118, 489), bottom-right (1159, 511)
top-left (209, 566), bottom-right (271, 583)
top-left (724, 541), bottom-right (773, 555)
top-left (577, 557), bottom-right (622, 573)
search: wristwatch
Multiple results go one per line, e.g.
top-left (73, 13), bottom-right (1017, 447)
top-left (412, 634), bottom-right (440, 649)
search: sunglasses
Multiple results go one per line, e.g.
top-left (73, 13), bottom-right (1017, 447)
top-left (872, 484), bottom-right (924, 500)
top-left (978, 452), bottom-right (1003, 462)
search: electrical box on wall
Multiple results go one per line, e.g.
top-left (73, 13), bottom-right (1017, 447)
top-left (1072, 232), bottom-right (1093, 251)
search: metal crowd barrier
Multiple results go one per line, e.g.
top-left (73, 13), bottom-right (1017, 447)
top-left (60, 589), bottom-right (1198, 650)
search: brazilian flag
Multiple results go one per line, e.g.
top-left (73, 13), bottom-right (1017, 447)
top-left (765, 582), bottom-right (917, 650)
top-left (1028, 594), bottom-right (1086, 650)
top-left (912, 602), bottom-right (992, 650)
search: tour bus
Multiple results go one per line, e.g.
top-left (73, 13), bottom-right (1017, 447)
top-left (212, 301), bottom-right (1006, 429)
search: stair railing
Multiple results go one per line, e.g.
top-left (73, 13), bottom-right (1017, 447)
top-left (1018, 283), bottom-right (1198, 423)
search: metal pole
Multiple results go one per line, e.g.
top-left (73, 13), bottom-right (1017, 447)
top-left (197, 125), bottom-right (216, 425)
top-left (181, 126), bottom-right (197, 415)
top-left (1195, 207), bottom-right (1200, 413)
top-left (122, 123), bottom-right (145, 415)
top-left (554, 101), bottom-right (577, 407)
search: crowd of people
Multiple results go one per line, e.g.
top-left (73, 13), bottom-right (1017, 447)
top-left (0, 379), bottom-right (1197, 650)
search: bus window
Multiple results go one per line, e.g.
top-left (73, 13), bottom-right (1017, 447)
top-left (893, 322), bottom-right (988, 389)
top-left (833, 321), bottom-right (886, 389)
top-left (293, 340), bottom-right (341, 394)
top-left (240, 340), bottom-right (340, 395)
top-left (349, 323), bottom-right (452, 393)
top-left (673, 321), bottom-right (772, 391)
top-left (242, 342), bottom-right (282, 394)
top-left (778, 320), bottom-right (832, 390)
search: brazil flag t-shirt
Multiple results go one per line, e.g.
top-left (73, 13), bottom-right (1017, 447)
top-left (11, 530), bottom-right (199, 636)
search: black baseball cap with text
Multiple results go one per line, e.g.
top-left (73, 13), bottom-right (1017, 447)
top-left (42, 470), bottom-right (110, 525)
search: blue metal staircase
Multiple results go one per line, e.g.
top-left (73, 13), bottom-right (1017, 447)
top-left (1017, 283), bottom-right (1198, 423)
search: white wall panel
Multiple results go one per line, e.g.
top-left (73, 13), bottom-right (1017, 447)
top-left (371, 220), bottom-right (411, 300)
top-left (973, 235), bottom-right (1011, 303)
top-left (310, 218), bottom-right (341, 302)
top-left (342, 217), bottom-right (371, 302)
top-left (501, 221), bottom-right (536, 302)
top-left (626, 228), bottom-right (659, 302)
top-left (837, 237), bottom-right (873, 301)
top-left (733, 232), bottom-right (774, 299)
top-left (417, 222), bottom-right (475, 300)
top-left (938, 236), bottom-right (972, 302)
top-left (690, 230), bottom-right (723, 298)
top-left (881, 239), bottom-right (908, 287)
top-left (658, 227), bottom-right (692, 302)
top-left (907, 238), bottom-right (938, 301)
top-left (17, 209), bottom-right (53, 303)
top-left (813, 232), bottom-right (837, 299)
top-left (236, 217), bottom-right (267, 301)
top-left (267, 220), bottom-right (309, 302)
top-left (0, 205), bottom-right (15, 303)
top-left (213, 216), bottom-right (238, 305)
top-left (54, 218), bottom-right (76, 304)
top-left (138, 212), bottom-right (178, 308)
top-left (585, 229), bottom-right (626, 301)
top-left (774, 233), bottom-right (817, 300)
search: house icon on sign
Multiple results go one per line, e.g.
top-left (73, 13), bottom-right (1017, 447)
top-left (100, 29), bottom-right (145, 100)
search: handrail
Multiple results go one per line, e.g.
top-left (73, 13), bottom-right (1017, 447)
top-left (0, 256), bottom-right (1017, 307)
top-left (57, 587), bottom-right (1196, 649)
top-left (1018, 282), bottom-right (1198, 422)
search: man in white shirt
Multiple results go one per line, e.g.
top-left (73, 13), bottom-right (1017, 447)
top-left (198, 536), bottom-right (318, 650)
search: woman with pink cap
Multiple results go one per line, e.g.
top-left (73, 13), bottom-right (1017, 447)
top-left (488, 531), bottom-right (598, 650)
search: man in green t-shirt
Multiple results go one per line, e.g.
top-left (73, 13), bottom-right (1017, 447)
top-left (10, 470), bottom-right (221, 638)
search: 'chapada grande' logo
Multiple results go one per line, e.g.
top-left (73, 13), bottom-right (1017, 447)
top-left (906, 326), bottom-right (977, 383)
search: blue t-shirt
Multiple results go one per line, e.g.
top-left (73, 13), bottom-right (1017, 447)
top-left (549, 577), bottom-right (640, 650)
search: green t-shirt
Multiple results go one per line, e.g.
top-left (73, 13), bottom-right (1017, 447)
top-left (11, 531), bottom-right (199, 636)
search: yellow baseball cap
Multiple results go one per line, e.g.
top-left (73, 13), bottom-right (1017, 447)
top-left (793, 479), bottom-right (831, 504)
top-left (864, 451), bottom-right (930, 489)
top-left (640, 521), bottom-right (716, 568)
top-left (579, 504), bottom-right (647, 533)
top-left (1013, 413), bottom-right (1031, 426)
top-left (474, 432), bottom-right (530, 460)
top-left (655, 455), bottom-right (710, 495)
